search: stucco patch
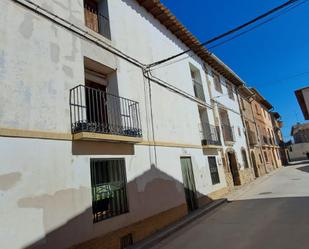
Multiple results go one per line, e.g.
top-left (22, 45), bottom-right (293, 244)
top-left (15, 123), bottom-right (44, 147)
top-left (0, 50), bottom-right (5, 81)
top-left (50, 43), bottom-right (60, 63)
top-left (18, 187), bottom-right (91, 248)
top-left (62, 65), bottom-right (74, 78)
top-left (19, 14), bottom-right (35, 39)
top-left (65, 37), bottom-right (78, 61)
top-left (0, 172), bottom-right (22, 191)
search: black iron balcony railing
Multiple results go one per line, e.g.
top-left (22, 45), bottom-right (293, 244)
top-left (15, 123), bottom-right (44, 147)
top-left (70, 85), bottom-right (142, 137)
top-left (193, 80), bottom-right (206, 102)
top-left (221, 124), bottom-right (235, 142)
top-left (201, 123), bottom-right (222, 146)
top-left (248, 130), bottom-right (258, 145)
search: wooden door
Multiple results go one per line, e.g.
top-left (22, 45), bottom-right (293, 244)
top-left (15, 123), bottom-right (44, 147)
top-left (180, 157), bottom-right (198, 212)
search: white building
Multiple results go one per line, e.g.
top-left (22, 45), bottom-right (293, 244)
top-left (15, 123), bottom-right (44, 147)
top-left (0, 0), bottom-right (253, 248)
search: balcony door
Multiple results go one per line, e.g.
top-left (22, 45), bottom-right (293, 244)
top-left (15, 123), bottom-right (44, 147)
top-left (199, 108), bottom-right (210, 139)
top-left (85, 70), bottom-right (109, 132)
top-left (219, 108), bottom-right (233, 142)
top-left (219, 108), bottom-right (230, 126)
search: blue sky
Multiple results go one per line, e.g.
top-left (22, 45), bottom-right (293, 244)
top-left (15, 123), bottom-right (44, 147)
top-left (161, 0), bottom-right (309, 140)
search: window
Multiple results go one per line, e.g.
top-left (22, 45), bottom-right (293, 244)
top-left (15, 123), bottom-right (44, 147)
top-left (191, 66), bottom-right (205, 101)
top-left (264, 151), bottom-right (269, 162)
top-left (242, 149), bottom-right (249, 168)
top-left (238, 127), bottom-right (242, 137)
top-left (213, 72), bottom-right (222, 93)
top-left (241, 98), bottom-right (246, 110)
top-left (121, 234), bottom-right (133, 248)
top-left (277, 149), bottom-right (280, 159)
top-left (90, 158), bottom-right (128, 223)
top-left (227, 83), bottom-right (234, 100)
top-left (84, 0), bottom-right (111, 39)
top-left (255, 104), bottom-right (260, 115)
top-left (208, 157), bottom-right (220, 184)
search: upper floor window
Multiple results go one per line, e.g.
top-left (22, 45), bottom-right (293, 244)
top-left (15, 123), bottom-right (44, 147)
top-left (241, 98), bottom-right (246, 110)
top-left (190, 66), bottom-right (205, 101)
top-left (255, 104), bottom-right (260, 115)
top-left (84, 0), bottom-right (111, 39)
top-left (227, 83), bottom-right (235, 100)
top-left (238, 127), bottom-right (242, 137)
top-left (213, 72), bottom-right (222, 93)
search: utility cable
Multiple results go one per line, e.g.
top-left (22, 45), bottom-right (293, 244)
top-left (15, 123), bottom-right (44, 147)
top-left (147, 0), bottom-right (302, 69)
top-left (150, 0), bottom-right (308, 72)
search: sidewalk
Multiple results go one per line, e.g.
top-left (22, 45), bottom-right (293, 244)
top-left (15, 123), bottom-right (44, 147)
top-left (129, 167), bottom-right (282, 249)
top-left (128, 199), bottom-right (227, 249)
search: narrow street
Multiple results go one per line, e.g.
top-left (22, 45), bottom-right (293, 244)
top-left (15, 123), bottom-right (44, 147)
top-left (151, 162), bottom-right (309, 249)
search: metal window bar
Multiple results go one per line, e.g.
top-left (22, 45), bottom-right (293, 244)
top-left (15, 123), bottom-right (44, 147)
top-left (208, 157), bottom-right (220, 185)
top-left (84, 0), bottom-right (110, 37)
top-left (70, 85), bottom-right (142, 137)
top-left (221, 124), bottom-right (235, 142)
top-left (90, 158), bottom-right (129, 223)
top-left (201, 123), bottom-right (222, 146)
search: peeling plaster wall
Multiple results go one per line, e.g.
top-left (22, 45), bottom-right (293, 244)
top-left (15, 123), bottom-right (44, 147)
top-left (0, 137), bottom-right (227, 249)
top-left (0, 0), bottom-right (232, 248)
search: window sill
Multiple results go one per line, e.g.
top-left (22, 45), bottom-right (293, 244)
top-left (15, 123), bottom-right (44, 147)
top-left (202, 144), bottom-right (222, 149)
top-left (84, 25), bottom-right (112, 43)
top-left (73, 132), bottom-right (143, 143)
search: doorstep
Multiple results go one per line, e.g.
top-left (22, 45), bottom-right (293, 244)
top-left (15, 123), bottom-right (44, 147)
top-left (128, 198), bottom-right (227, 249)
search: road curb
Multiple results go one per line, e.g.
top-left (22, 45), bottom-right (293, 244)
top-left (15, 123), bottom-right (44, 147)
top-left (129, 198), bottom-right (227, 249)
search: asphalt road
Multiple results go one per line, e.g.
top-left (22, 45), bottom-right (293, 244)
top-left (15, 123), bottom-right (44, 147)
top-left (151, 162), bottom-right (309, 249)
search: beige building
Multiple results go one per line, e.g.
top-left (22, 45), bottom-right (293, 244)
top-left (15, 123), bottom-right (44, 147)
top-left (250, 88), bottom-right (282, 173)
top-left (295, 87), bottom-right (309, 120)
top-left (238, 87), bottom-right (264, 178)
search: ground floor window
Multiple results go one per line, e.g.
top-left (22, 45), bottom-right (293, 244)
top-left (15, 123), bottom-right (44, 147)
top-left (264, 151), bottom-right (269, 162)
top-left (208, 157), bottom-right (220, 185)
top-left (242, 149), bottom-right (249, 168)
top-left (90, 158), bottom-right (129, 223)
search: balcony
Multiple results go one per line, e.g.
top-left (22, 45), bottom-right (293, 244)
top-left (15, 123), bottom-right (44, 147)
top-left (248, 130), bottom-right (258, 146)
top-left (221, 124), bottom-right (235, 143)
top-left (70, 85), bottom-right (142, 143)
top-left (201, 123), bottom-right (222, 147)
top-left (193, 80), bottom-right (206, 102)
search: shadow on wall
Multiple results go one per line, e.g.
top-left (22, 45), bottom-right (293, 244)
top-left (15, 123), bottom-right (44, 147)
top-left (19, 164), bottom-right (215, 249)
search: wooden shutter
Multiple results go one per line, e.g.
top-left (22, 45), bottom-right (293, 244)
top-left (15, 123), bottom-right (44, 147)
top-left (84, 0), bottom-right (99, 32)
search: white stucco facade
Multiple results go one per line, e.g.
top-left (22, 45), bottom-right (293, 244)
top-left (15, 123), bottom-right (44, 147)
top-left (0, 0), bottom-right (253, 248)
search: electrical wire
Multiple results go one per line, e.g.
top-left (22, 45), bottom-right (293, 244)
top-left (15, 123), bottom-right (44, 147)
top-left (149, 0), bottom-right (308, 72)
top-left (147, 0), bottom-right (304, 69)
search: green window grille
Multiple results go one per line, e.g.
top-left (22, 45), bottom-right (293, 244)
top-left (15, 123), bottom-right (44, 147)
top-left (90, 158), bottom-right (129, 223)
